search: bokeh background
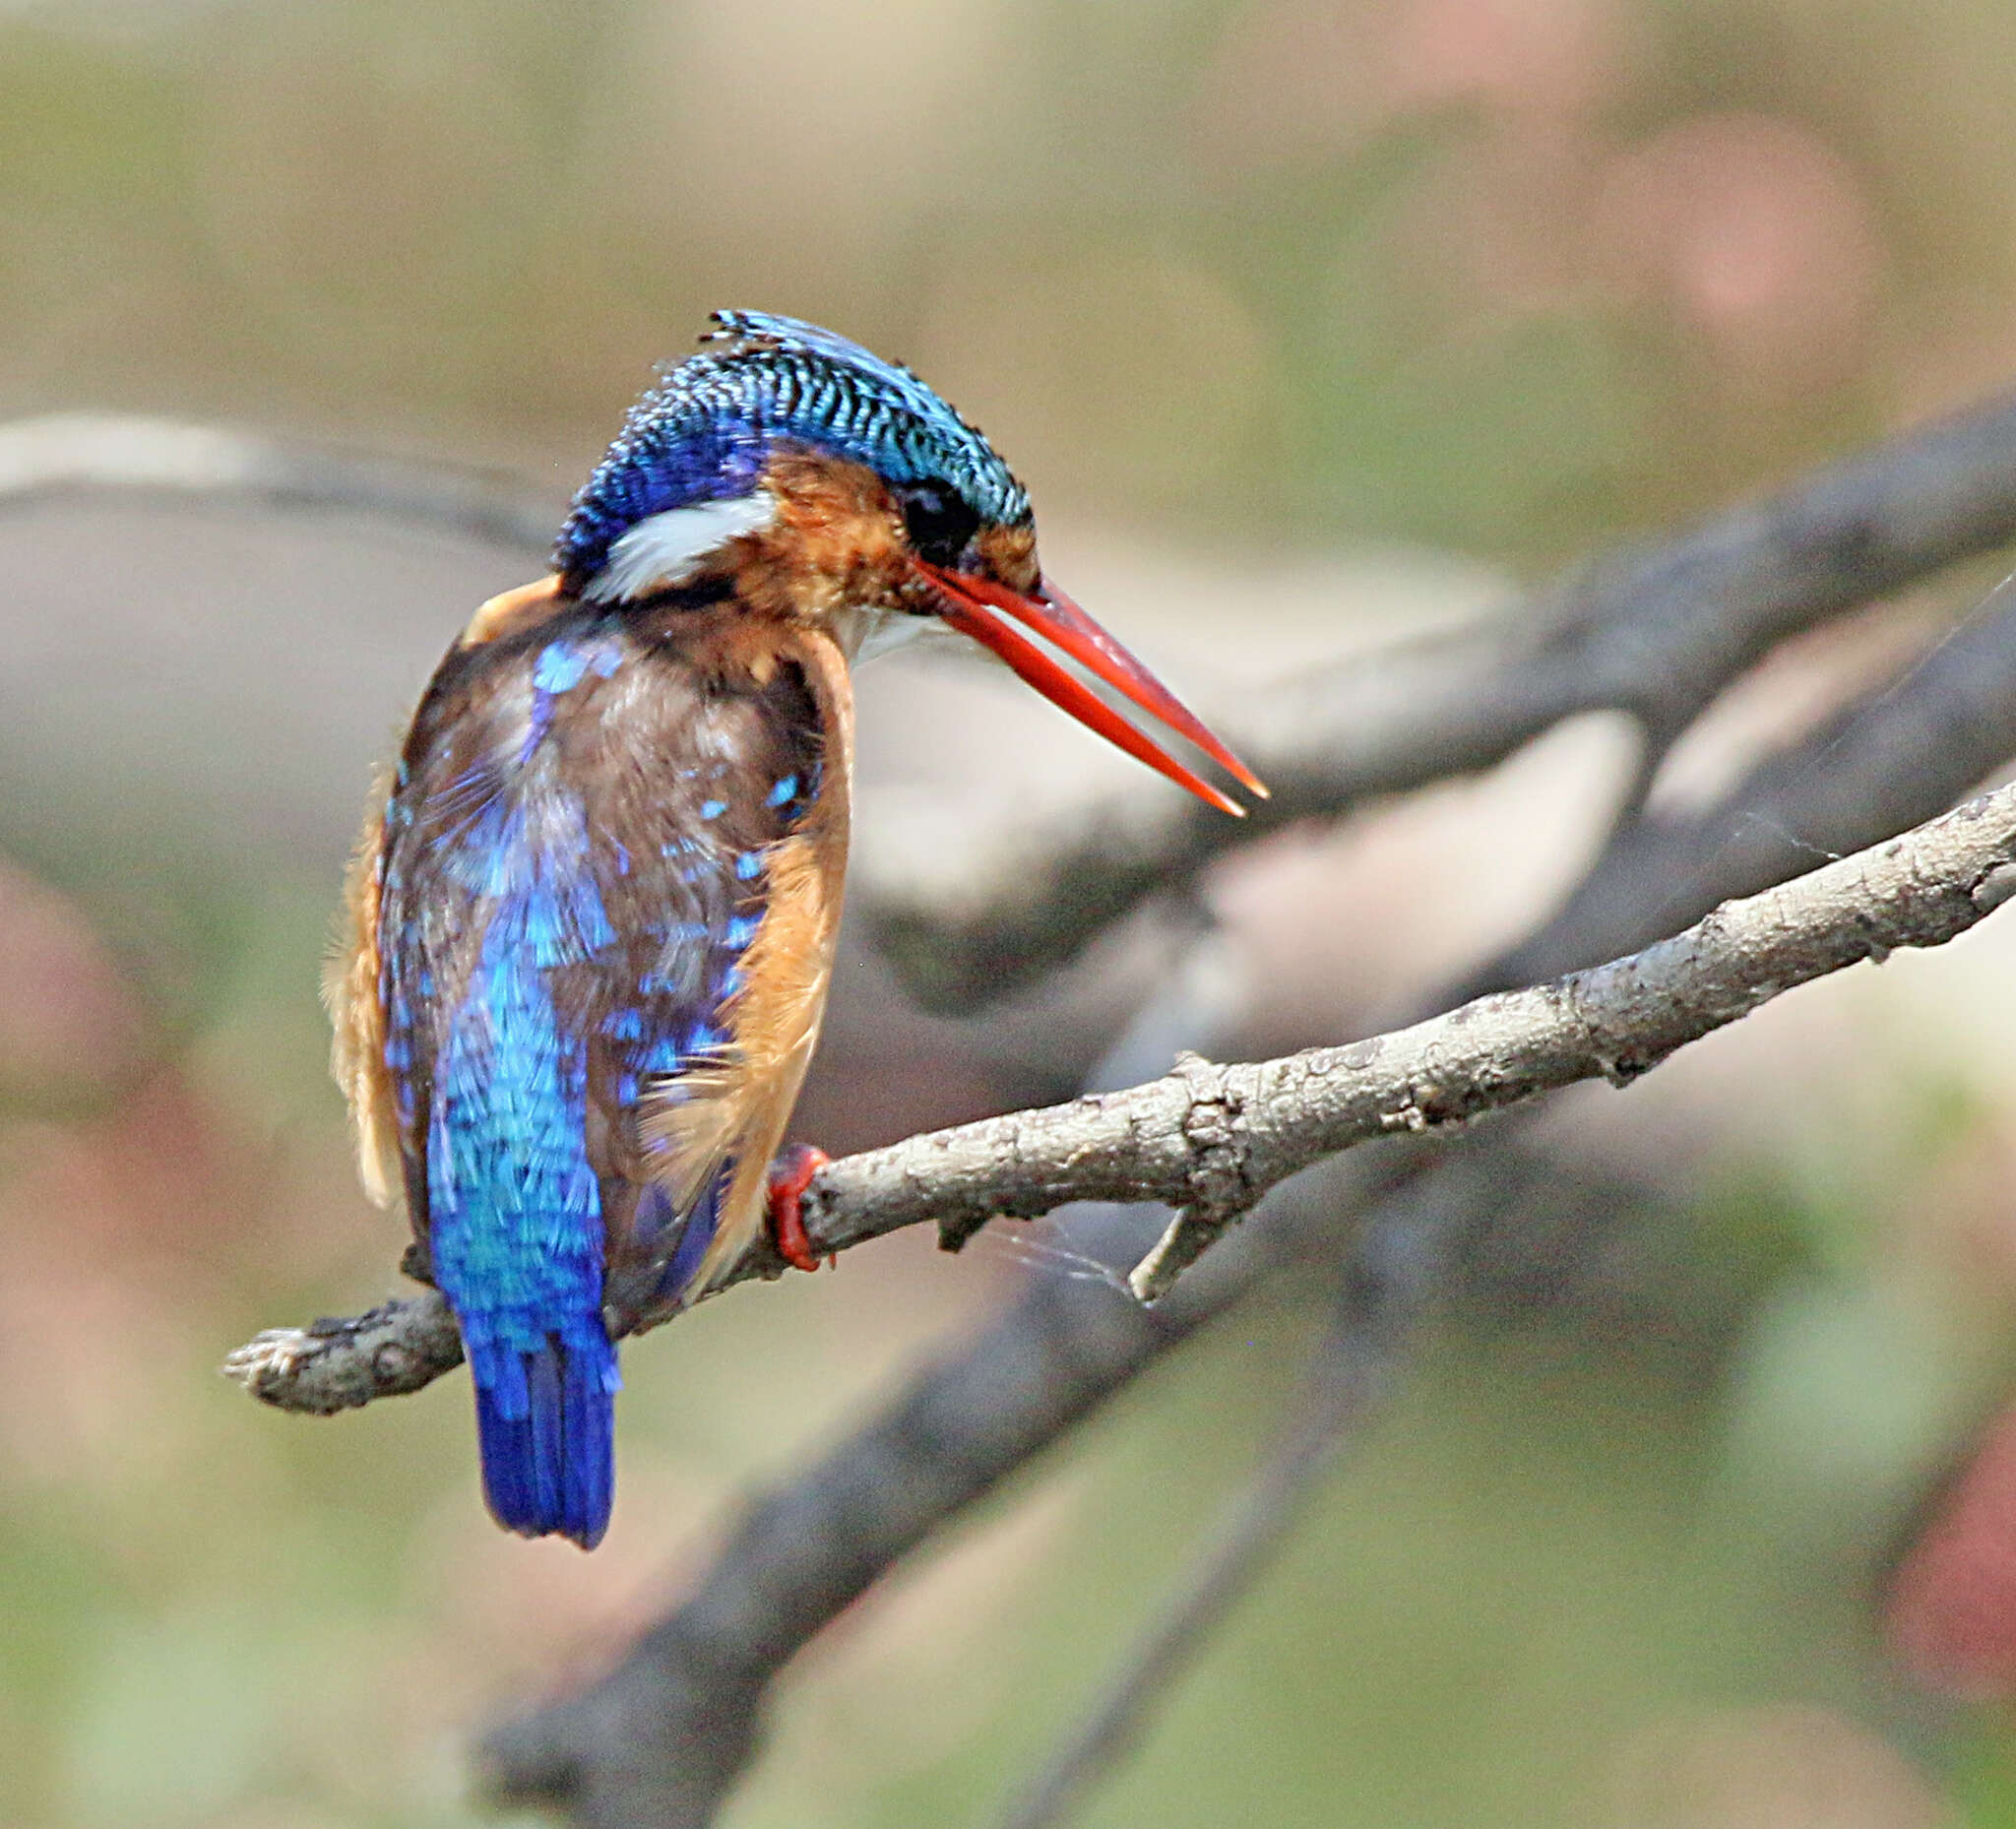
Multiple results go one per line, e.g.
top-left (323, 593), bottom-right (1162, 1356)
top-left (7, 0), bottom-right (2016, 1824)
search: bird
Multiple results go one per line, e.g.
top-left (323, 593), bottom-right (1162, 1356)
top-left (325, 310), bottom-right (1264, 1548)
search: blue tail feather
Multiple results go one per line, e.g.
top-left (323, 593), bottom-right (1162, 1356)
top-left (471, 1326), bottom-right (619, 1549)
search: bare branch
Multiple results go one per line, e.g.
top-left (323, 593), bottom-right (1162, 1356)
top-left (223, 1296), bottom-right (464, 1416)
top-left (864, 389), bottom-right (2016, 1010)
top-left (225, 775), bottom-right (2016, 1411)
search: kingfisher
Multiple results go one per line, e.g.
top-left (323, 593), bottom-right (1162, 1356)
top-left (325, 311), bottom-right (1263, 1548)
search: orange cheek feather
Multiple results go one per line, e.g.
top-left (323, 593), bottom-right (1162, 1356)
top-left (325, 771), bottom-right (404, 1210)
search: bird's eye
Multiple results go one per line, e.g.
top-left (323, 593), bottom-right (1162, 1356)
top-left (898, 480), bottom-right (980, 568)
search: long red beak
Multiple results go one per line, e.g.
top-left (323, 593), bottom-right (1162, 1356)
top-left (915, 562), bottom-right (1267, 817)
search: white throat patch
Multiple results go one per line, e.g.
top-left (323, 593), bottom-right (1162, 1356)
top-left (831, 604), bottom-right (943, 665)
top-left (852, 609), bottom-right (936, 664)
top-left (583, 492), bottom-right (778, 603)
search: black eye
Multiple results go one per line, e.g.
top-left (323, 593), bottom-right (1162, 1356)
top-left (899, 480), bottom-right (980, 567)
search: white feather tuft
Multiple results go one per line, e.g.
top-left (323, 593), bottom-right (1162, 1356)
top-left (849, 609), bottom-right (939, 664)
top-left (584, 493), bottom-right (777, 602)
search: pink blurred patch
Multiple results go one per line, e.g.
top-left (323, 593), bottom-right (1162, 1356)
top-left (1886, 1395), bottom-right (2016, 1701)
top-left (0, 855), bottom-right (150, 1103)
top-left (1385, 0), bottom-right (1628, 124)
top-left (1592, 113), bottom-right (1883, 387)
top-left (0, 1246), bottom-right (196, 1488)
top-left (0, 1067), bottom-right (249, 1260)
top-left (0, 1059), bottom-right (268, 1485)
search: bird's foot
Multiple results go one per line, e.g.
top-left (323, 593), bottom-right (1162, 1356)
top-left (766, 1144), bottom-right (833, 1273)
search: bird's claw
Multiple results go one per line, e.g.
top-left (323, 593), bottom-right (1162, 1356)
top-left (766, 1143), bottom-right (833, 1273)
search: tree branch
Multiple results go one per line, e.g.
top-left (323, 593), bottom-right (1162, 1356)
top-left (225, 775), bottom-right (2016, 1411)
top-left (1473, 575), bottom-right (2016, 998)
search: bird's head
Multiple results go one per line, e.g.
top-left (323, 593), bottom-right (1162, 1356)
top-left (548, 310), bottom-right (1262, 813)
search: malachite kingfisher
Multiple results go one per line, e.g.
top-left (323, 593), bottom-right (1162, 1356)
top-left (326, 311), bottom-right (1264, 1547)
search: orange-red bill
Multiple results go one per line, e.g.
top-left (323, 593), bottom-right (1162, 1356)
top-left (917, 560), bottom-right (1263, 816)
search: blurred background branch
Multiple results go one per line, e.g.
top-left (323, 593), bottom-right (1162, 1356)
top-left (0, 412), bottom-right (556, 551)
top-left (992, 1209), bottom-right (1435, 1829)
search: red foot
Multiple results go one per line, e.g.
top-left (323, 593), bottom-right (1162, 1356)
top-left (766, 1144), bottom-right (833, 1273)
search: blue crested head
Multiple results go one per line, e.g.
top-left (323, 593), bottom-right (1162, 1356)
top-left (554, 310), bottom-right (1032, 594)
top-left (544, 307), bottom-right (1263, 816)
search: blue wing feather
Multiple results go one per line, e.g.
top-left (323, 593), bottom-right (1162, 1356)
top-left (376, 614), bottom-right (821, 1546)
